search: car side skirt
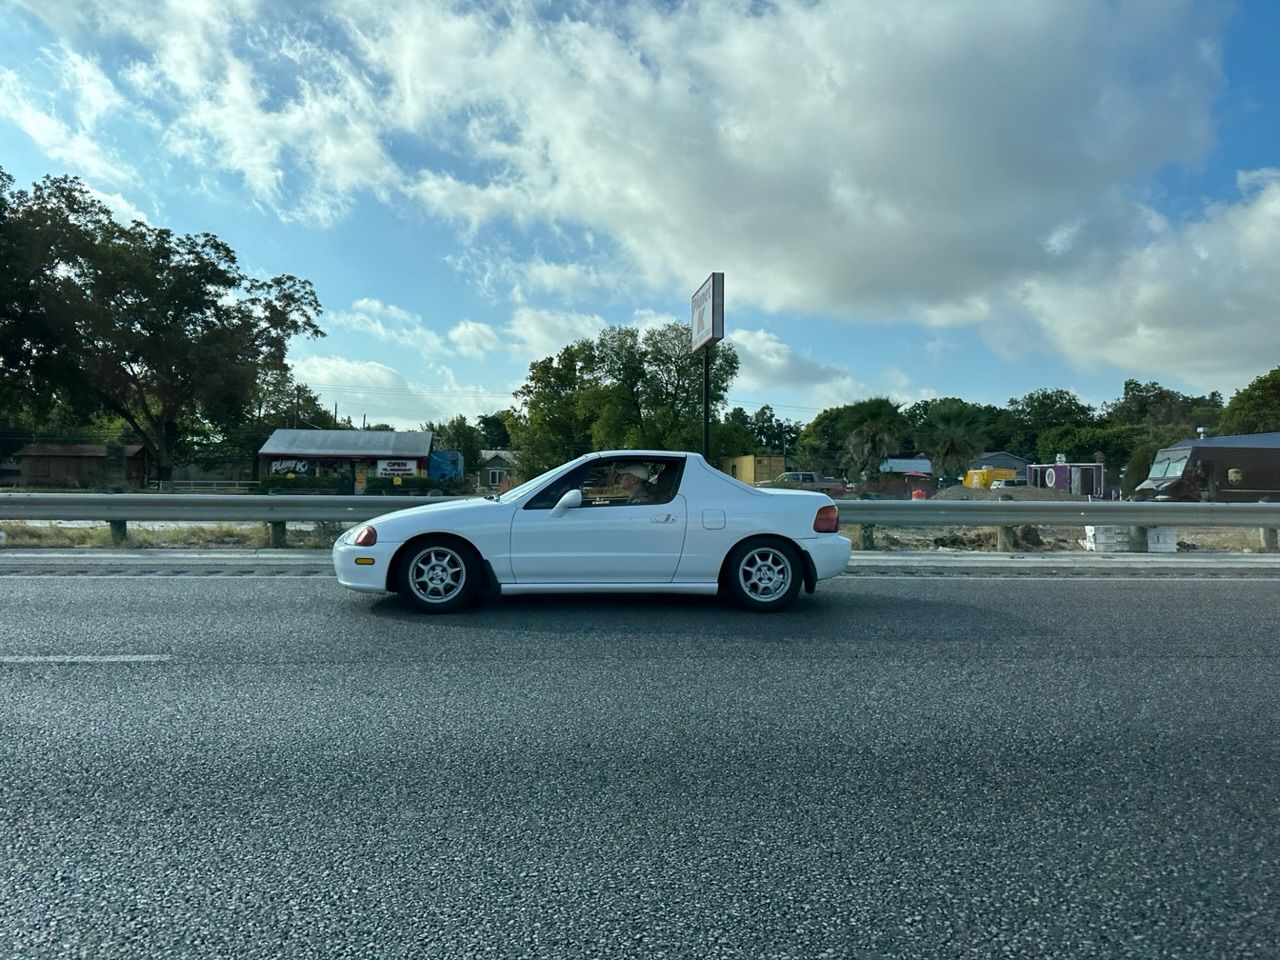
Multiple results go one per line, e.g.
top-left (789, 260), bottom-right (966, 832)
top-left (497, 582), bottom-right (720, 596)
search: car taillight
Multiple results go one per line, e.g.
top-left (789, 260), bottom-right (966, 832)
top-left (813, 505), bottom-right (839, 532)
top-left (353, 525), bottom-right (377, 546)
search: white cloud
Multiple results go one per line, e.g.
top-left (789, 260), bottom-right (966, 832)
top-left (19, 0), bottom-right (1273, 389)
top-left (15, 1), bottom-right (1231, 304)
top-left (1018, 168), bottom-right (1280, 391)
top-left (447, 320), bottom-right (501, 359)
top-left (805, 375), bottom-right (867, 414)
top-left (326, 298), bottom-right (447, 358)
top-left (84, 186), bottom-right (148, 223)
top-left (0, 64), bottom-right (134, 184)
top-left (504, 307), bottom-right (606, 362)
top-left (727, 328), bottom-right (848, 391)
top-left (291, 354), bottom-right (511, 428)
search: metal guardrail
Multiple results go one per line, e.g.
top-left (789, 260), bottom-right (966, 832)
top-left (833, 500), bottom-right (1280, 529)
top-left (0, 493), bottom-right (457, 523)
top-left (1, 493), bottom-right (1279, 528)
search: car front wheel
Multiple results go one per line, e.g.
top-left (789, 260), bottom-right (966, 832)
top-left (396, 538), bottom-right (480, 613)
top-left (724, 539), bottom-right (803, 612)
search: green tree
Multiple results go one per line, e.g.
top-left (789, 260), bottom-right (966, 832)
top-left (507, 323), bottom-right (739, 475)
top-left (795, 405), bottom-right (862, 473)
top-left (1122, 441), bottom-right (1160, 497)
top-left (1035, 423), bottom-right (1145, 473)
top-left (841, 397), bottom-right (910, 482)
top-left (477, 412), bottom-right (512, 449)
top-left (424, 414), bottom-right (484, 482)
top-left (1218, 367), bottom-right (1280, 436)
top-left (507, 342), bottom-right (598, 477)
top-left (1102, 378), bottom-right (1223, 440)
top-left (913, 398), bottom-right (988, 482)
top-left (1005, 388), bottom-right (1096, 458)
top-left (0, 170), bottom-right (323, 481)
top-left (195, 368), bottom-right (346, 472)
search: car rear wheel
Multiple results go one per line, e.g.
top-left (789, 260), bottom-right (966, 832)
top-left (396, 539), bottom-right (479, 613)
top-left (724, 539), bottom-right (803, 612)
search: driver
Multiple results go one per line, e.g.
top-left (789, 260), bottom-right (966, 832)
top-left (616, 463), bottom-right (656, 504)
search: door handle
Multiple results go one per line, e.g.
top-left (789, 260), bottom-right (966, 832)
top-left (649, 514), bottom-right (677, 524)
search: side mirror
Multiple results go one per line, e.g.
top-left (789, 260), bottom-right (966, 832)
top-left (550, 489), bottom-right (582, 518)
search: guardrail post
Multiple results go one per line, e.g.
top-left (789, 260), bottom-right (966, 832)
top-left (1129, 525), bottom-right (1149, 553)
top-left (996, 526), bottom-right (1015, 551)
top-left (109, 520), bottom-right (127, 544)
top-left (1261, 528), bottom-right (1279, 553)
top-left (858, 524), bottom-right (876, 551)
top-left (268, 521), bottom-right (287, 548)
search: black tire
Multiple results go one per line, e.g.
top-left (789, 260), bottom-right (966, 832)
top-left (395, 538), bottom-right (480, 614)
top-left (723, 539), bottom-right (804, 612)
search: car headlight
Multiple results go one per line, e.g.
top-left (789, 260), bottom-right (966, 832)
top-left (353, 524), bottom-right (378, 546)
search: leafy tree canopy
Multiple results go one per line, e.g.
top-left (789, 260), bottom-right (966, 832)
top-left (507, 324), bottom-right (739, 477)
top-left (912, 398), bottom-right (989, 481)
top-left (0, 168), bottom-right (324, 480)
top-left (840, 397), bottom-right (910, 481)
top-left (1219, 367), bottom-right (1280, 436)
top-left (423, 414), bottom-right (484, 480)
top-left (1102, 378), bottom-right (1222, 438)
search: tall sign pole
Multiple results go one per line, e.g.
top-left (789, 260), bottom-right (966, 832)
top-left (690, 273), bottom-right (724, 458)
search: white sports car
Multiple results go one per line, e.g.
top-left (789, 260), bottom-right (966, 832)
top-left (332, 450), bottom-right (852, 613)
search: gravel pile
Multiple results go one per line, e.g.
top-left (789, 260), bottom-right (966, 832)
top-left (931, 485), bottom-right (1086, 502)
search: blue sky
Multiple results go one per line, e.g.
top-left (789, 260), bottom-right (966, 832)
top-left (2, 0), bottom-right (1278, 429)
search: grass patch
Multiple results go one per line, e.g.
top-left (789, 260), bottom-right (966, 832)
top-left (0, 521), bottom-right (355, 549)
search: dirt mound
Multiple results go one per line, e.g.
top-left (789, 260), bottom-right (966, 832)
top-left (932, 485), bottom-right (1083, 502)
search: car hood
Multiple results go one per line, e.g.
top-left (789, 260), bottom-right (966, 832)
top-left (360, 496), bottom-right (504, 535)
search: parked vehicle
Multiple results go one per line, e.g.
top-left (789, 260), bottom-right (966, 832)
top-left (333, 451), bottom-right (852, 613)
top-left (965, 467), bottom-right (1017, 489)
top-left (989, 478), bottom-right (1028, 488)
top-left (1134, 432), bottom-right (1280, 502)
top-left (753, 471), bottom-right (848, 496)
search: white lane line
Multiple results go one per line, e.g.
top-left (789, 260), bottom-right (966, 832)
top-left (0, 655), bottom-right (173, 664)
top-left (0, 574), bottom-right (326, 579)
top-left (839, 574), bottom-right (1272, 582)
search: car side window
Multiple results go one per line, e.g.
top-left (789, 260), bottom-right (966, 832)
top-left (524, 458), bottom-right (683, 510)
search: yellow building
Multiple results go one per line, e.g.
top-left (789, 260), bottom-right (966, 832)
top-left (721, 455), bottom-right (787, 485)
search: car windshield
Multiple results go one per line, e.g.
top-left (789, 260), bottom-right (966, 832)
top-left (496, 455), bottom-right (593, 503)
top-left (1148, 455), bottom-right (1188, 479)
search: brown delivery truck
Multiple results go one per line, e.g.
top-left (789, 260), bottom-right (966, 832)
top-left (1134, 431), bottom-right (1280, 502)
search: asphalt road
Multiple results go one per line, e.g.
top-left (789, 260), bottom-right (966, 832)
top-left (1, 571), bottom-right (1277, 959)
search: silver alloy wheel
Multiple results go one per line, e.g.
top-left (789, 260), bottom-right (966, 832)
top-left (408, 546), bottom-right (467, 604)
top-left (737, 546), bottom-right (793, 602)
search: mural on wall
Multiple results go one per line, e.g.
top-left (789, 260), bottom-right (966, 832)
top-left (428, 450), bottom-right (464, 482)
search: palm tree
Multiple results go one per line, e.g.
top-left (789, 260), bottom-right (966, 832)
top-left (842, 397), bottom-right (910, 482)
top-left (915, 398), bottom-right (988, 483)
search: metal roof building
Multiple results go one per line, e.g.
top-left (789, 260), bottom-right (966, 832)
top-left (258, 430), bottom-right (433, 458)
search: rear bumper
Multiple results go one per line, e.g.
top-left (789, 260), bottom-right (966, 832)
top-left (799, 534), bottom-right (852, 580)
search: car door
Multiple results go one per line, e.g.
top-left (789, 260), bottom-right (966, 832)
top-left (509, 457), bottom-right (688, 583)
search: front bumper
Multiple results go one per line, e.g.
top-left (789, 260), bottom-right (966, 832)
top-left (331, 540), bottom-right (398, 593)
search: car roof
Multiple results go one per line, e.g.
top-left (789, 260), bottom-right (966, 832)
top-left (592, 450), bottom-right (694, 460)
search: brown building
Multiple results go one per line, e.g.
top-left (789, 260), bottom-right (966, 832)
top-left (14, 443), bottom-right (150, 488)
